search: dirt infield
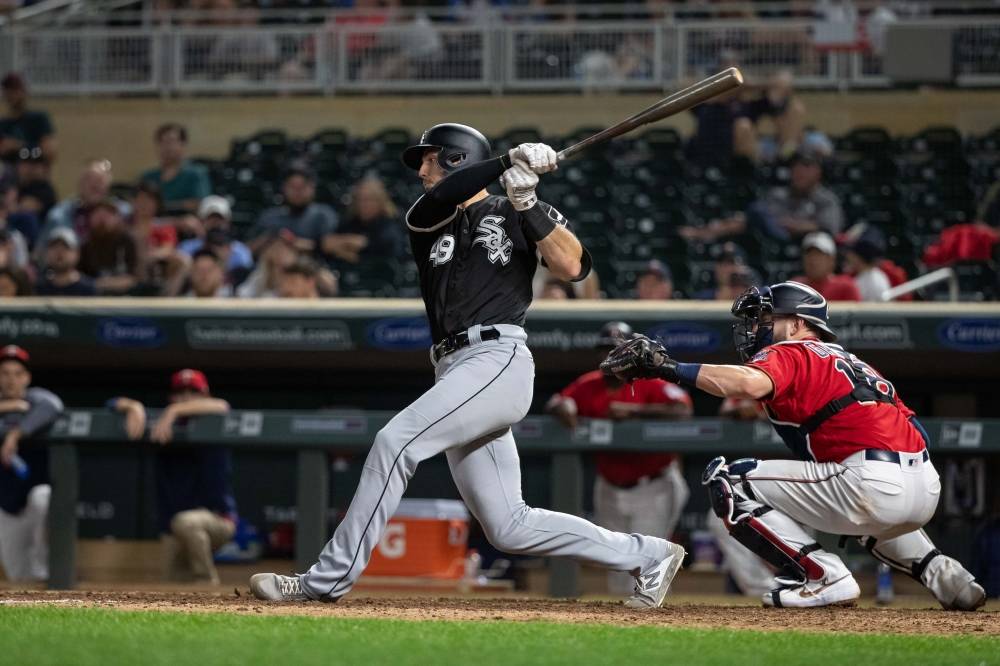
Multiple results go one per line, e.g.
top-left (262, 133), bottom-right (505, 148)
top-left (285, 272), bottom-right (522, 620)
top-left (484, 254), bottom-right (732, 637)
top-left (1, 590), bottom-right (998, 635)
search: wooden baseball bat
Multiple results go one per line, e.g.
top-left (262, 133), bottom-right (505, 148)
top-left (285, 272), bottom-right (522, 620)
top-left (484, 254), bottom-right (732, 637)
top-left (556, 67), bottom-right (744, 162)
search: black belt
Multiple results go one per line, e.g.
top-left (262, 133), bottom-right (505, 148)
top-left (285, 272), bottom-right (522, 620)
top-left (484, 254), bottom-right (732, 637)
top-left (432, 327), bottom-right (501, 363)
top-left (864, 449), bottom-right (929, 465)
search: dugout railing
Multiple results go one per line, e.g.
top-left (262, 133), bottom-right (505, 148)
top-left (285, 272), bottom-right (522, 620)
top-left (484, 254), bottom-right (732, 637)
top-left (34, 410), bottom-right (1000, 595)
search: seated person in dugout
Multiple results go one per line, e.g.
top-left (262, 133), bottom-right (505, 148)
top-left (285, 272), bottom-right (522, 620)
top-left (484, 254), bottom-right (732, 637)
top-left (0, 345), bottom-right (64, 582)
top-left (109, 369), bottom-right (235, 584)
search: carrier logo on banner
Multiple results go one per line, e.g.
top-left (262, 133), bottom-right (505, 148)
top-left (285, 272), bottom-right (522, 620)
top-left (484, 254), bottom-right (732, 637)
top-left (645, 323), bottom-right (720, 354)
top-left (937, 319), bottom-right (1000, 352)
top-left (96, 317), bottom-right (166, 348)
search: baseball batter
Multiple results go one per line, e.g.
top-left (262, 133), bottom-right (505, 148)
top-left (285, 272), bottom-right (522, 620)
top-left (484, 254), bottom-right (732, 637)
top-left (251, 124), bottom-right (685, 607)
top-left (602, 281), bottom-right (986, 609)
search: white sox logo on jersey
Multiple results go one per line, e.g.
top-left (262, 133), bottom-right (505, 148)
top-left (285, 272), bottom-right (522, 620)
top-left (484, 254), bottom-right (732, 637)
top-left (473, 216), bottom-right (513, 265)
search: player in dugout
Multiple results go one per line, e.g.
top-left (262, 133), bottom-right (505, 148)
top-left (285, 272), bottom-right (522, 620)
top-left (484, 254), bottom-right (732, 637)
top-left (109, 369), bottom-right (236, 585)
top-left (0, 345), bottom-right (64, 583)
top-left (601, 281), bottom-right (986, 610)
top-left (547, 321), bottom-right (693, 595)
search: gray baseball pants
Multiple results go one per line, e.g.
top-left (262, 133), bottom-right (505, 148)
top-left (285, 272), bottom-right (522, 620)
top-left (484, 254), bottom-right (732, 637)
top-left (299, 324), bottom-right (670, 600)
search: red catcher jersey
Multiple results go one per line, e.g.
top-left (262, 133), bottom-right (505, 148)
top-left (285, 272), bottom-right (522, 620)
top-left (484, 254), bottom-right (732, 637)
top-left (747, 340), bottom-right (925, 463)
top-left (560, 370), bottom-right (692, 486)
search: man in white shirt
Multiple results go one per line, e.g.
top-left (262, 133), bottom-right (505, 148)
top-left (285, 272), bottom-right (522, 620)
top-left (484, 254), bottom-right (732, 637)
top-left (843, 227), bottom-right (891, 302)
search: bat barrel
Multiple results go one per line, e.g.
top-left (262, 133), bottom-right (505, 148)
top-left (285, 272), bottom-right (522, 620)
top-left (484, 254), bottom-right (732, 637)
top-left (556, 67), bottom-right (744, 161)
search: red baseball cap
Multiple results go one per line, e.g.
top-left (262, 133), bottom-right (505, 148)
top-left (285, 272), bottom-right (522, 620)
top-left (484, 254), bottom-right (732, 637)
top-left (170, 368), bottom-right (209, 394)
top-left (0, 344), bottom-right (29, 368)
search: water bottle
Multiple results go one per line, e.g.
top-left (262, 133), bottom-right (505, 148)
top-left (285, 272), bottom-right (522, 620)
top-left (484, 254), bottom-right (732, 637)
top-left (459, 549), bottom-right (482, 592)
top-left (876, 563), bottom-right (894, 605)
top-left (9, 454), bottom-right (29, 480)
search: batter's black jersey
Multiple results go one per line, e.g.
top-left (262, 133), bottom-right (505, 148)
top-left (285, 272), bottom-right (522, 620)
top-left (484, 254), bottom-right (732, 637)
top-left (407, 194), bottom-right (579, 343)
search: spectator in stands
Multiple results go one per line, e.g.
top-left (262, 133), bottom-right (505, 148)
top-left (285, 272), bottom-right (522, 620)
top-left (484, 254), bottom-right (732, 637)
top-left (185, 248), bottom-right (233, 298)
top-left (37, 159), bottom-right (131, 259)
top-left (141, 124), bottom-right (212, 215)
top-left (178, 195), bottom-right (254, 286)
top-left (0, 266), bottom-right (31, 296)
top-left (238, 230), bottom-right (299, 298)
top-left (681, 148), bottom-right (843, 244)
top-left (0, 345), bottom-right (64, 582)
top-left (793, 232), bottom-right (861, 301)
top-left (693, 242), bottom-right (761, 300)
top-left (130, 182), bottom-right (189, 297)
top-left (78, 200), bottom-right (141, 296)
top-left (0, 73), bottom-right (56, 165)
top-left (34, 228), bottom-right (97, 297)
top-left (322, 177), bottom-right (403, 266)
top-left (547, 322), bottom-right (692, 594)
top-left (687, 62), bottom-right (802, 169)
top-left (842, 225), bottom-right (891, 302)
top-left (277, 255), bottom-right (322, 299)
top-left (635, 259), bottom-right (674, 300)
top-left (249, 163), bottom-right (338, 258)
top-left (110, 369), bottom-right (236, 585)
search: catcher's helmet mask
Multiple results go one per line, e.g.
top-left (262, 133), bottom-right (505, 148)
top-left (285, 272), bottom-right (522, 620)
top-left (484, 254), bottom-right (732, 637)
top-left (402, 123), bottom-right (492, 173)
top-left (731, 281), bottom-right (837, 362)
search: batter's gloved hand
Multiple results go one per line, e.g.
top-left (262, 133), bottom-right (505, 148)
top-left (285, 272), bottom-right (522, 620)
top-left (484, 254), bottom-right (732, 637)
top-left (600, 334), bottom-right (679, 383)
top-left (500, 159), bottom-right (539, 211)
top-left (508, 143), bottom-right (558, 174)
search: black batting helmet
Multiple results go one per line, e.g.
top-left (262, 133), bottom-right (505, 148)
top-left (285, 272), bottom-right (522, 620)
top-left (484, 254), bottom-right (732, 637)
top-left (595, 321), bottom-right (633, 350)
top-left (402, 123), bottom-right (492, 172)
top-left (731, 281), bottom-right (836, 362)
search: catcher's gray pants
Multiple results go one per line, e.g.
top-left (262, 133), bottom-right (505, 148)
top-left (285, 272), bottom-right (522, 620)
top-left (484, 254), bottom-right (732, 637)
top-left (299, 324), bottom-right (670, 600)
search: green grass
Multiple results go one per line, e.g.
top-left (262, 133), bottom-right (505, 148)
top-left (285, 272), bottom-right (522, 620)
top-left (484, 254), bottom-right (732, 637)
top-left (1, 606), bottom-right (997, 666)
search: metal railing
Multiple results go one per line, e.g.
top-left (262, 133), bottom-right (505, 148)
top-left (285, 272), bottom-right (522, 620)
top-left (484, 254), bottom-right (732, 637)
top-left (883, 267), bottom-right (959, 302)
top-left (3, 17), bottom-right (1000, 96)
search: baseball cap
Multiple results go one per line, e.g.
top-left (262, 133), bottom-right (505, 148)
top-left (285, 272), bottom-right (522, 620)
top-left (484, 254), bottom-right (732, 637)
top-left (0, 344), bottom-right (29, 368)
top-left (198, 195), bottom-right (231, 221)
top-left (802, 232), bottom-right (837, 257)
top-left (47, 227), bottom-right (79, 249)
top-left (639, 259), bottom-right (673, 281)
top-left (170, 368), bottom-right (210, 395)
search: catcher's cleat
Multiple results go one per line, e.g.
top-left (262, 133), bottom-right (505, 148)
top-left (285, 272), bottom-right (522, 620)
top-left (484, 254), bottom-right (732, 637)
top-left (625, 542), bottom-right (686, 609)
top-left (763, 573), bottom-right (860, 608)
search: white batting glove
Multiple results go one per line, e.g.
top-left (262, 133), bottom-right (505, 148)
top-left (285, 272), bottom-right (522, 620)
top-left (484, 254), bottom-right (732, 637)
top-left (508, 143), bottom-right (558, 174)
top-left (500, 160), bottom-right (538, 211)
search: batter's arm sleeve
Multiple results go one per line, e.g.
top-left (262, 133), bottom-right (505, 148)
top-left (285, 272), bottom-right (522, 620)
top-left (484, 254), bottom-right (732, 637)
top-left (17, 387), bottom-right (65, 437)
top-left (406, 156), bottom-right (513, 232)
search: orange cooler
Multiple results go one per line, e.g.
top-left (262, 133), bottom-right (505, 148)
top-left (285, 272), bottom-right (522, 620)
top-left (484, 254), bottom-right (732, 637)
top-left (364, 499), bottom-right (470, 579)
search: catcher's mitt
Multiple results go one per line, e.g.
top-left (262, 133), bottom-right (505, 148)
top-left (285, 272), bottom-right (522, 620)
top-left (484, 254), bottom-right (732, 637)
top-left (599, 334), bottom-right (677, 383)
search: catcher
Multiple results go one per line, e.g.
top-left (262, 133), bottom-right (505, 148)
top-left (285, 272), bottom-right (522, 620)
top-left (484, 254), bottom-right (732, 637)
top-left (601, 280), bottom-right (986, 610)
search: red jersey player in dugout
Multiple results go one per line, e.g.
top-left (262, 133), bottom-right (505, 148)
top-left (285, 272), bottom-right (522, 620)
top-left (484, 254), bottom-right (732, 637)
top-left (601, 280), bottom-right (986, 610)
